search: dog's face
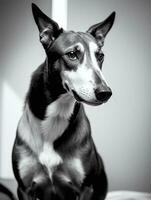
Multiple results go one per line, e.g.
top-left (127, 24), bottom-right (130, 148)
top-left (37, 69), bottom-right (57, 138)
top-left (32, 4), bottom-right (115, 105)
top-left (51, 31), bottom-right (112, 106)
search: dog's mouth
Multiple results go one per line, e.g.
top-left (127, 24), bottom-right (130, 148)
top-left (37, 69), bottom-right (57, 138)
top-left (64, 82), bottom-right (105, 106)
top-left (72, 90), bottom-right (83, 102)
top-left (64, 82), bottom-right (71, 93)
top-left (72, 90), bottom-right (103, 106)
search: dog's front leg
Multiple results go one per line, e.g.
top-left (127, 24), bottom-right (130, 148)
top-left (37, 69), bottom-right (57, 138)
top-left (17, 186), bottom-right (32, 200)
top-left (79, 186), bottom-right (93, 200)
top-left (90, 168), bottom-right (108, 200)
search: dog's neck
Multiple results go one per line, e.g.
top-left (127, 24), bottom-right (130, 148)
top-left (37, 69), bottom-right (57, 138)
top-left (24, 60), bottom-right (78, 145)
top-left (21, 90), bottom-right (76, 152)
top-left (41, 93), bottom-right (76, 143)
top-left (26, 61), bottom-right (67, 120)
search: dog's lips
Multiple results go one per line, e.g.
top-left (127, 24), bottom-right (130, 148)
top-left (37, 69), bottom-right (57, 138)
top-left (72, 90), bottom-right (83, 102)
top-left (72, 90), bottom-right (103, 106)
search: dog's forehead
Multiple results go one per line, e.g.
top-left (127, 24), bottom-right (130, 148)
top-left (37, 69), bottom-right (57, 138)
top-left (77, 32), bottom-right (98, 51)
top-left (51, 31), bottom-right (98, 54)
top-left (77, 32), bottom-right (96, 44)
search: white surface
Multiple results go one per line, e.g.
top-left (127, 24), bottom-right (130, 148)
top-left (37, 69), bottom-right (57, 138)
top-left (107, 191), bottom-right (151, 200)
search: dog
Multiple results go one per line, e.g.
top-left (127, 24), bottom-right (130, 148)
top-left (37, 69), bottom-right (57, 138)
top-left (12, 3), bottom-right (115, 200)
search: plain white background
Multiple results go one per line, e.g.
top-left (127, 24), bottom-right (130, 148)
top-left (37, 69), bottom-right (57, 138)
top-left (0, 0), bottom-right (151, 192)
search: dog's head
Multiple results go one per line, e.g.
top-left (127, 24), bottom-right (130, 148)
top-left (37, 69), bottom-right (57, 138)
top-left (32, 4), bottom-right (115, 106)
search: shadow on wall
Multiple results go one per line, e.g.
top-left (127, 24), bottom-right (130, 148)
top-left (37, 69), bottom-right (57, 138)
top-left (0, 0), bottom-right (51, 177)
top-left (0, 76), bottom-right (2, 174)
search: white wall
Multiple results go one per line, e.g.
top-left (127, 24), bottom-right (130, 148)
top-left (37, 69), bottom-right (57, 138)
top-left (68, 0), bottom-right (151, 192)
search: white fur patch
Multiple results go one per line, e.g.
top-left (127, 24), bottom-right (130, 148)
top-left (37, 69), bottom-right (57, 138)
top-left (89, 41), bottom-right (108, 84)
top-left (33, 173), bottom-right (46, 184)
top-left (18, 147), bottom-right (38, 180)
top-left (59, 174), bottom-right (71, 183)
top-left (18, 105), bottom-right (43, 154)
top-left (89, 42), bottom-right (101, 72)
top-left (41, 94), bottom-right (76, 143)
top-left (19, 156), bottom-right (35, 179)
top-left (62, 59), bottom-right (96, 102)
top-left (67, 158), bottom-right (85, 183)
top-left (65, 42), bottom-right (84, 54)
top-left (39, 143), bottom-right (63, 177)
top-left (18, 94), bottom-right (75, 179)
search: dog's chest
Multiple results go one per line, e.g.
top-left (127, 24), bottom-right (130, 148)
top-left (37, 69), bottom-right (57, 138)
top-left (39, 96), bottom-right (75, 176)
top-left (19, 94), bottom-right (82, 179)
top-left (41, 107), bottom-right (69, 143)
top-left (40, 94), bottom-right (76, 146)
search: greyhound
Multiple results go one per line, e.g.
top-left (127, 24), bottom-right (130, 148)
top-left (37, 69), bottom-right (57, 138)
top-left (12, 4), bottom-right (115, 200)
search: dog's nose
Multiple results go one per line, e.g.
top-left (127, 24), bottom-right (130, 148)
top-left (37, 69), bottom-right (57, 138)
top-left (95, 87), bottom-right (112, 102)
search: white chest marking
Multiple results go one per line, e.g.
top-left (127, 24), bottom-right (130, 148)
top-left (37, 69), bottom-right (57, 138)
top-left (18, 94), bottom-right (75, 178)
top-left (41, 94), bottom-right (76, 143)
top-left (39, 143), bottom-right (63, 177)
top-left (67, 158), bottom-right (85, 183)
top-left (18, 105), bottom-right (43, 154)
top-left (18, 149), bottom-right (38, 180)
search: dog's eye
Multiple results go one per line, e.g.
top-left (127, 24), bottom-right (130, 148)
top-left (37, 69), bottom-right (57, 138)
top-left (66, 51), bottom-right (78, 61)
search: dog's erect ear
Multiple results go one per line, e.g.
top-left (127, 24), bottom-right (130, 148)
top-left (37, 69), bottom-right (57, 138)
top-left (32, 3), bottom-right (61, 49)
top-left (87, 12), bottom-right (116, 47)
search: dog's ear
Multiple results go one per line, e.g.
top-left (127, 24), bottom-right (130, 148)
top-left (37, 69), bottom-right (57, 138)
top-left (32, 3), bottom-right (61, 49)
top-left (87, 12), bottom-right (116, 47)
